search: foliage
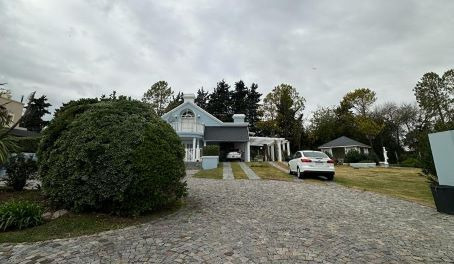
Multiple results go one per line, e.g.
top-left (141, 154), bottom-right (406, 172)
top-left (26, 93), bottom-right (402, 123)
top-left (231, 80), bottom-right (249, 117)
top-left (38, 98), bottom-right (187, 216)
top-left (400, 158), bottom-right (422, 168)
top-left (0, 200), bottom-right (43, 231)
top-left (0, 132), bottom-right (18, 165)
top-left (195, 87), bottom-right (209, 109)
top-left (142, 81), bottom-right (174, 116)
top-left (5, 154), bottom-right (38, 191)
top-left (165, 91), bottom-right (183, 113)
top-left (202, 145), bottom-right (220, 156)
top-left (341, 88), bottom-right (377, 116)
top-left (246, 83), bottom-right (262, 131)
top-left (20, 95), bottom-right (51, 132)
top-left (12, 136), bottom-right (41, 153)
top-left (413, 70), bottom-right (454, 128)
top-left (206, 80), bottom-right (232, 122)
top-left (355, 115), bottom-right (384, 146)
top-left (344, 149), bottom-right (368, 163)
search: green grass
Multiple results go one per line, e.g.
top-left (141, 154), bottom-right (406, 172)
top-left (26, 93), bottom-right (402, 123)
top-left (248, 162), bottom-right (293, 181)
top-left (334, 165), bottom-right (434, 207)
top-left (0, 187), bottom-right (183, 243)
top-left (193, 163), bottom-right (223, 179)
top-left (231, 162), bottom-right (248, 179)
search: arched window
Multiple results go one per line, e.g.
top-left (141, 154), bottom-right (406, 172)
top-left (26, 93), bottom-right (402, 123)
top-left (181, 109), bottom-right (195, 119)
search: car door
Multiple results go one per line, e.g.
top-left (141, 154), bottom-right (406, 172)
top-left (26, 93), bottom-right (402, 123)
top-left (289, 152), bottom-right (301, 171)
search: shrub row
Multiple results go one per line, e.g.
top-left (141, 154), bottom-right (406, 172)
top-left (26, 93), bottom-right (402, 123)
top-left (0, 201), bottom-right (43, 231)
top-left (202, 145), bottom-right (220, 156)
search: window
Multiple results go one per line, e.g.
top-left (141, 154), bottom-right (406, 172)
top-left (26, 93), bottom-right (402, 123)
top-left (294, 152), bottom-right (302, 158)
top-left (181, 109), bottom-right (194, 118)
top-left (302, 151), bottom-right (329, 158)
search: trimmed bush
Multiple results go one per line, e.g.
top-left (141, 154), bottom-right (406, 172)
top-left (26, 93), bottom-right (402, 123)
top-left (0, 201), bottom-right (43, 231)
top-left (202, 145), bottom-right (220, 156)
top-left (38, 98), bottom-right (187, 216)
top-left (400, 157), bottom-right (422, 168)
top-left (5, 154), bottom-right (38, 191)
top-left (344, 149), bottom-right (368, 163)
top-left (13, 136), bottom-right (41, 153)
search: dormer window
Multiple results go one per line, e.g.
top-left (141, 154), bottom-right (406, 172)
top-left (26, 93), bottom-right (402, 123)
top-left (181, 109), bottom-right (195, 119)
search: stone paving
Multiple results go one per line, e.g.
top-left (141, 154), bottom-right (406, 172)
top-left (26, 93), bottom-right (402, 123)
top-left (1, 177), bottom-right (454, 263)
top-left (239, 162), bottom-right (260, 180)
top-left (222, 162), bottom-right (234, 180)
top-left (269, 161), bottom-right (289, 173)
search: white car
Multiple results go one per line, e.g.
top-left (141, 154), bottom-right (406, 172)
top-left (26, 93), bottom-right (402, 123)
top-left (288, 150), bottom-right (335, 180)
top-left (226, 150), bottom-right (242, 161)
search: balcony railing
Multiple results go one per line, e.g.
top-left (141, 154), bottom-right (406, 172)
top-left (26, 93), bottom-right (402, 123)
top-left (170, 121), bottom-right (204, 134)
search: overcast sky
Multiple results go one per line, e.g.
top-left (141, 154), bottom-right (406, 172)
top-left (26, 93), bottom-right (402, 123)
top-left (1, 0), bottom-right (453, 118)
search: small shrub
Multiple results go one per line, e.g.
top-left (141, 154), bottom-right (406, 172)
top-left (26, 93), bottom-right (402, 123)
top-left (0, 201), bottom-right (43, 231)
top-left (400, 157), bottom-right (422, 168)
top-left (203, 145), bottom-right (220, 156)
top-left (38, 98), bottom-right (187, 216)
top-left (5, 154), bottom-right (38, 191)
top-left (344, 149), bottom-right (368, 163)
top-left (13, 137), bottom-right (41, 153)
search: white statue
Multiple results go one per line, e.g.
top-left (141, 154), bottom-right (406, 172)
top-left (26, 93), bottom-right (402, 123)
top-left (383, 147), bottom-right (389, 165)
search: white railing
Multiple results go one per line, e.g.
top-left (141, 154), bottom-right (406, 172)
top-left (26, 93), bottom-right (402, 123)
top-left (184, 148), bottom-right (202, 162)
top-left (171, 121), bottom-right (204, 134)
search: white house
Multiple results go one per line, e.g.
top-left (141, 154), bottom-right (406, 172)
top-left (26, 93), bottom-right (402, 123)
top-left (162, 94), bottom-right (290, 162)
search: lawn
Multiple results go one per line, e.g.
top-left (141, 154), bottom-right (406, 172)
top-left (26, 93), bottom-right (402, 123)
top-left (231, 162), bottom-right (248, 179)
top-left (0, 188), bottom-right (183, 243)
top-left (334, 165), bottom-right (434, 207)
top-left (193, 163), bottom-right (223, 179)
top-left (248, 162), bottom-right (293, 181)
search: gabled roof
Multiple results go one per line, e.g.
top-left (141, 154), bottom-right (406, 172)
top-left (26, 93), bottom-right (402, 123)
top-left (161, 101), bottom-right (223, 125)
top-left (319, 136), bottom-right (370, 148)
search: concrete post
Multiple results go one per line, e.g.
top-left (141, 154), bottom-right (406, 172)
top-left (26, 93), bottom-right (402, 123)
top-left (192, 137), bottom-right (196, 161)
top-left (277, 140), bottom-right (282, 162)
top-left (286, 142), bottom-right (290, 156)
top-left (271, 144), bottom-right (275, 161)
top-left (246, 141), bottom-right (251, 162)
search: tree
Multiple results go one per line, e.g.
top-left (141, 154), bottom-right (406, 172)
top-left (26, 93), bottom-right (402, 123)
top-left (231, 80), bottom-right (249, 116)
top-left (142, 81), bottom-right (173, 116)
top-left (414, 70), bottom-right (454, 129)
top-left (246, 83), bottom-right (262, 132)
top-left (20, 95), bottom-right (51, 132)
top-left (206, 80), bottom-right (232, 122)
top-left (341, 88), bottom-right (377, 116)
top-left (262, 84), bottom-right (305, 150)
top-left (307, 107), bottom-right (338, 147)
top-left (164, 91), bottom-right (183, 113)
top-left (195, 87), bottom-right (209, 109)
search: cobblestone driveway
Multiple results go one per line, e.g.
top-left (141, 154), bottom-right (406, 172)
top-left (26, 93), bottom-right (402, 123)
top-left (1, 177), bottom-right (454, 263)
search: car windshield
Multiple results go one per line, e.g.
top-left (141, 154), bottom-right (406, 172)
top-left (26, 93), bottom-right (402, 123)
top-left (302, 151), bottom-right (328, 158)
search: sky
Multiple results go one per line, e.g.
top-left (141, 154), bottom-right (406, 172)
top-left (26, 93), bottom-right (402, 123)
top-left (1, 0), bottom-right (453, 118)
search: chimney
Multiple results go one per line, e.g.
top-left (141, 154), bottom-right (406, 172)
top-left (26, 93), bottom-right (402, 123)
top-left (233, 114), bottom-right (245, 123)
top-left (183, 94), bottom-right (195, 103)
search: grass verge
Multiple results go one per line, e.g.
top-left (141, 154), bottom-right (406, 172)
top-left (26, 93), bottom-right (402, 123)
top-left (193, 163), bottom-right (223, 179)
top-left (231, 162), bottom-right (248, 179)
top-left (248, 162), bottom-right (293, 181)
top-left (0, 188), bottom-right (183, 243)
top-left (334, 165), bottom-right (434, 207)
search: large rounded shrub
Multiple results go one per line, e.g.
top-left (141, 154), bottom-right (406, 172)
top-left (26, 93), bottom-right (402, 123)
top-left (38, 98), bottom-right (186, 215)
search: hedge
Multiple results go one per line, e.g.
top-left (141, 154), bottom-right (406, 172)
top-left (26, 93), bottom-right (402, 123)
top-left (202, 145), bottom-right (220, 156)
top-left (38, 98), bottom-right (187, 216)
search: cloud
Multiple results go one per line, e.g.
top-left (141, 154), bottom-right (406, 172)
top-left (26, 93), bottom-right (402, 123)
top-left (1, 0), bottom-right (453, 117)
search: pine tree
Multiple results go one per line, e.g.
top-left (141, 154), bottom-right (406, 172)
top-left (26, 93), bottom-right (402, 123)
top-left (142, 81), bottom-right (173, 116)
top-left (231, 80), bottom-right (249, 115)
top-left (195, 87), bottom-right (209, 109)
top-left (246, 83), bottom-right (262, 131)
top-left (206, 80), bottom-right (232, 122)
top-left (20, 95), bottom-right (51, 132)
top-left (165, 91), bottom-right (183, 113)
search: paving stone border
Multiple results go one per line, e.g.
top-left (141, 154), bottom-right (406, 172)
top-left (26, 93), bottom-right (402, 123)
top-left (1, 177), bottom-right (453, 263)
top-left (222, 162), bottom-right (234, 180)
top-left (238, 162), bottom-right (260, 180)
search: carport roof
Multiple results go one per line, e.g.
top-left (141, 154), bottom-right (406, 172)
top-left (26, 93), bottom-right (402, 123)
top-left (204, 126), bottom-right (249, 142)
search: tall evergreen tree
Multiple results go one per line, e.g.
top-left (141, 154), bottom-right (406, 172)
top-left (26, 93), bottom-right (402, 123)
top-left (231, 80), bottom-right (249, 115)
top-left (164, 91), bottom-right (183, 113)
top-left (246, 83), bottom-right (262, 132)
top-left (195, 87), bottom-right (209, 109)
top-left (20, 95), bottom-right (51, 132)
top-left (206, 80), bottom-right (232, 122)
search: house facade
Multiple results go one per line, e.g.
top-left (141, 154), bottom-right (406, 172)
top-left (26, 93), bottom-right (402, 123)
top-left (162, 94), bottom-right (290, 162)
top-left (319, 136), bottom-right (371, 162)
